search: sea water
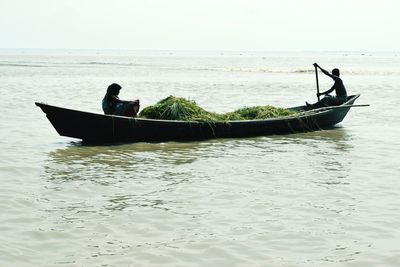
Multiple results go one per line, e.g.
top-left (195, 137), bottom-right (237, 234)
top-left (0, 49), bottom-right (400, 266)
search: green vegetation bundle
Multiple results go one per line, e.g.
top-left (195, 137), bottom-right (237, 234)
top-left (139, 96), bottom-right (296, 122)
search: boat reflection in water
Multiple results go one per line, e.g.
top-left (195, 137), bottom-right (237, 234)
top-left (44, 127), bottom-right (352, 188)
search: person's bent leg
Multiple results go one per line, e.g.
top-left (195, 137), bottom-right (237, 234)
top-left (307, 96), bottom-right (332, 110)
top-left (123, 101), bottom-right (140, 117)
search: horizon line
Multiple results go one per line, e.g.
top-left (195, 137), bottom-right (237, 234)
top-left (0, 47), bottom-right (399, 53)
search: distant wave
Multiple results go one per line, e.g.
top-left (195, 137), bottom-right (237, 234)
top-left (0, 61), bottom-right (141, 68)
top-left (222, 67), bottom-right (400, 76)
top-left (223, 67), bottom-right (316, 74)
top-left (1, 61), bottom-right (399, 76)
top-left (294, 69), bottom-right (314, 73)
top-left (79, 61), bottom-right (140, 67)
top-left (0, 63), bottom-right (44, 68)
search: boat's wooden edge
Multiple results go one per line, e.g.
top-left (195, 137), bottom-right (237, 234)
top-left (35, 102), bottom-right (128, 119)
top-left (34, 94), bottom-right (360, 124)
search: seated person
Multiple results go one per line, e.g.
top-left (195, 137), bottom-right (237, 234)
top-left (102, 83), bottom-right (140, 117)
top-left (307, 63), bottom-right (348, 110)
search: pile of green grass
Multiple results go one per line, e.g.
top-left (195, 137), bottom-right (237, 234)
top-left (139, 96), bottom-right (296, 122)
top-left (223, 106), bottom-right (295, 120)
top-left (139, 96), bottom-right (222, 121)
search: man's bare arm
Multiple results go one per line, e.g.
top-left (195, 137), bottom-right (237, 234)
top-left (318, 85), bottom-right (335, 96)
top-left (313, 63), bottom-right (334, 79)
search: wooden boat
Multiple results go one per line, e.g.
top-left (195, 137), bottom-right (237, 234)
top-left (35, 95), bottom-right (360, 143)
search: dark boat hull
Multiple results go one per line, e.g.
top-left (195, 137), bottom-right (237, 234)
top-left (36, 95), bottom-right (359, 143)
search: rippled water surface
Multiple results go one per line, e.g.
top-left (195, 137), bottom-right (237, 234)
top-left (1, 50), bottom-right (400, 266)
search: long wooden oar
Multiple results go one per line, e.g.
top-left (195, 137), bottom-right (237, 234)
top-left (315, 65), bottom-right (320, 101)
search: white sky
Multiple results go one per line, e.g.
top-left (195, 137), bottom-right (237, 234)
top-left (1, 0), bottom-right (399, 51)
